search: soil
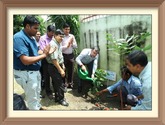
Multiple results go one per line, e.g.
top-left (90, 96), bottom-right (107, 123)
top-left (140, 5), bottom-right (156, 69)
top-left (14, 73), bottom-right (120, 111)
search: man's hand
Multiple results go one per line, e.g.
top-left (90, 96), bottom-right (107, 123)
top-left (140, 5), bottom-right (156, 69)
top-left (95, 91), bottom-right (102, 96)
top-left (81, 65), bottom-right (86, 71)
top-left (60, 69), bottom-right (65, 77)
top-left (49, 46), bottom-right (56, 54)
top-left (123, 105), bottom-right (131, 110)
top-left (38, 49), bottom-right (43, 55)
top-left (91, 74), bottom-right (95, 79)
top-left (43, 44), bottom-right (50, 56)
top-left (67, 37), bottom-right (73, 48)
top-left (62, 64), bottom-right (66, 71)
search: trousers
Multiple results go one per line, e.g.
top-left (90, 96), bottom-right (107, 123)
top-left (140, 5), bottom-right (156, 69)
top-left (14, 70), bottom-right (41, 110)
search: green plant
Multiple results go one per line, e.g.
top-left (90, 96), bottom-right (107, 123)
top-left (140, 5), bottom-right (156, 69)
top-left (106, 32), bottom-right (151, 55)
top-left (90, 69), bottom-right (108, 95)
top-left (13, 15), bottom-right (24, 34)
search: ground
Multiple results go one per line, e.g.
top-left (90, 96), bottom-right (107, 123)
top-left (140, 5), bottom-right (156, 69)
top-left (14, 75), bottom-right (120, 111)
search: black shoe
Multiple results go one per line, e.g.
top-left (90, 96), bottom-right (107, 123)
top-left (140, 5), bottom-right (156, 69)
top-left (60, 86), bottom-right (67, 93)
top-left (59, 99), bottom-right (69, 106)
top-left (68, 83), bottom-right (74, 89)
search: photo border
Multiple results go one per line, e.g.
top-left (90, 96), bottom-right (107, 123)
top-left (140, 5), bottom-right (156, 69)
top-left (0, 0), bottom-right (165, 124)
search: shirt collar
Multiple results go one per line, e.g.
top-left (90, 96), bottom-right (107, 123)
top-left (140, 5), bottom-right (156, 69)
top-left (46, 33), bottom-right (52, 39)
top-left (22, 30), bottom-right (35, 41)
top-left (127, 75), bottom-right (132, 84)
top-left (52, 37), bottom-right (60, 46)
top-left (139, 62), bottom-right (150, 80)
top-left (88, 50), bottom-right (91, 56)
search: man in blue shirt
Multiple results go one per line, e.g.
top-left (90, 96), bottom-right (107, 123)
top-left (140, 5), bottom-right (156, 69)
top-left (14, 15), bottom-right (53, 110)
top-left (125, 50), bottom-right (151, 110)
top-left (96, 66), bottom-right (143, 108)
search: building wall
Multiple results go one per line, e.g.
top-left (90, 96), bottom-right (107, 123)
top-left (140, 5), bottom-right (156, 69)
top-left (79, 15), bottom-right (152, 85)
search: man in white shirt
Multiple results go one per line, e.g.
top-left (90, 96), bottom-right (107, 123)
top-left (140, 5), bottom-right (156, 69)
top-left (75, 46), bottom-right (99, 94)
top-left (125, 50), bottom-right (151, 110)
top-left (61, 23), bottom-right (77, 89)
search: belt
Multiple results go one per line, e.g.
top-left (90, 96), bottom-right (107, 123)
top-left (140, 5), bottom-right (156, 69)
top-left (15, 69), bottom-right (39, 71)
top-left (49, 63), bottom-right (63, 67)
top-left (63, 53), bottom-right (73, 55)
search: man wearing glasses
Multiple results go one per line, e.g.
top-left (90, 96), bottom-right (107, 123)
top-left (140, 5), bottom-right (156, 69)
top-left (46, 29), bottom-right (69, 106)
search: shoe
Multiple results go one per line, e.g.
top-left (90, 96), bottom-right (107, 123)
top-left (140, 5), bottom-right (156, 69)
top-left (59, 99), bottom-right (69, 106)
top-left (39, 106), bottom-right (47, 110)
top-left (55, 98), bottom-right (66, 102)
top-left (64, 87), bottom-right (67, 93)
top-left (64, 83), bottom-right (69, 87)
top-left (68, 83), bottom-right (73, 89)
top-left (60, 86), bottom-right (67, 93)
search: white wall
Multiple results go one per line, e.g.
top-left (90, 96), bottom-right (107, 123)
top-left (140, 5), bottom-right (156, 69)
top-left (79, 15), bottom-right (152, 84)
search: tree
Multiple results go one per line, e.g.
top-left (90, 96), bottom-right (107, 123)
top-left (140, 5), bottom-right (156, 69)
top-left (48, 15), bottom-right (80, 44)
top-left (13, 15), bottom-right (24, 34)
top-left (13, 15), bottom-right (46, 35)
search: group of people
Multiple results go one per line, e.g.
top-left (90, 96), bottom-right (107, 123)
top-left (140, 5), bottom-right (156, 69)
top-left (14, 15), bottom-right (152, 111)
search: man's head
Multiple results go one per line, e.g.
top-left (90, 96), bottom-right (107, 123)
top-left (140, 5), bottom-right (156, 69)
top-left (62, 23), bottom-right (70, 36)
top-left (35, 31), bottom-right (41, 42)
top-left (47, 25), bottom-right (55, 38)
top-left (90, 46), bottom-right (100, 58)
top-left (54, 29), bottom-right (64, 43)
top-left (125, 50), bottom-right (148, 76)
top-left (120, 66), bottom-right (132, 81)
top-left (23, 15), bottom-right (40, 37)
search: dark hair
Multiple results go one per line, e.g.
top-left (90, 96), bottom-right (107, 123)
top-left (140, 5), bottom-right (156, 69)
top-left (120, 66), bottom-right (132, 76)
top-left (55, 29), bottom-right (64, 35)
top-left (47, 25), bottom-right (55, 32)
top-left (126, 50), bottom-right (148, 67)
top-left (91, 46), bottom-right (100, 54)
top-left (23, 15), bottom-right (40, 28)
top-left (63, 23), bottom-right (70, 29)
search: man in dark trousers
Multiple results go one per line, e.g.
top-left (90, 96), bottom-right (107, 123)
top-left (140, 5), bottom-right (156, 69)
top-left (75, 46), bottom-right (100, 95)
top-left (61, 23), bottom-right (77, 89)
top-left (47, 29), bottom-right (69, 106)
top-left (39, 25), bottom-right (55, 99)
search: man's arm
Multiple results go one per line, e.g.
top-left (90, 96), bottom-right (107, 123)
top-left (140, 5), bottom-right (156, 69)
top-left (96, 79), bottom-right (122, 96)
top-left (91, 55), bottom-right (99, 77)
top-left (76, 49), bottom-right (87, 65)
top-left (20, 44), bottom-right (51, 65)
top-left (75, 50), bottom-right (88, 71)
top-left (96, 88), bottom-right (108, 96)
top-left (52, 59), bottom-right (65, 77)
top-left (71, 35), bottom-right (77, 48)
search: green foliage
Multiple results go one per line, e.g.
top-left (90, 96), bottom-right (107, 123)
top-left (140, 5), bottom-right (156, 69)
top-left (106, 32), bottom-right (151, 55)
top-left (13, 15), bottom-right (25, 34)
top-left (90, 69), bottom-right (108, 94)
top-left (13, 15), bottom-right (46, 35)
top-left (35, 15), bottom-right (46, 35)
top-left (48, 15), bottom-right (80, 44)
